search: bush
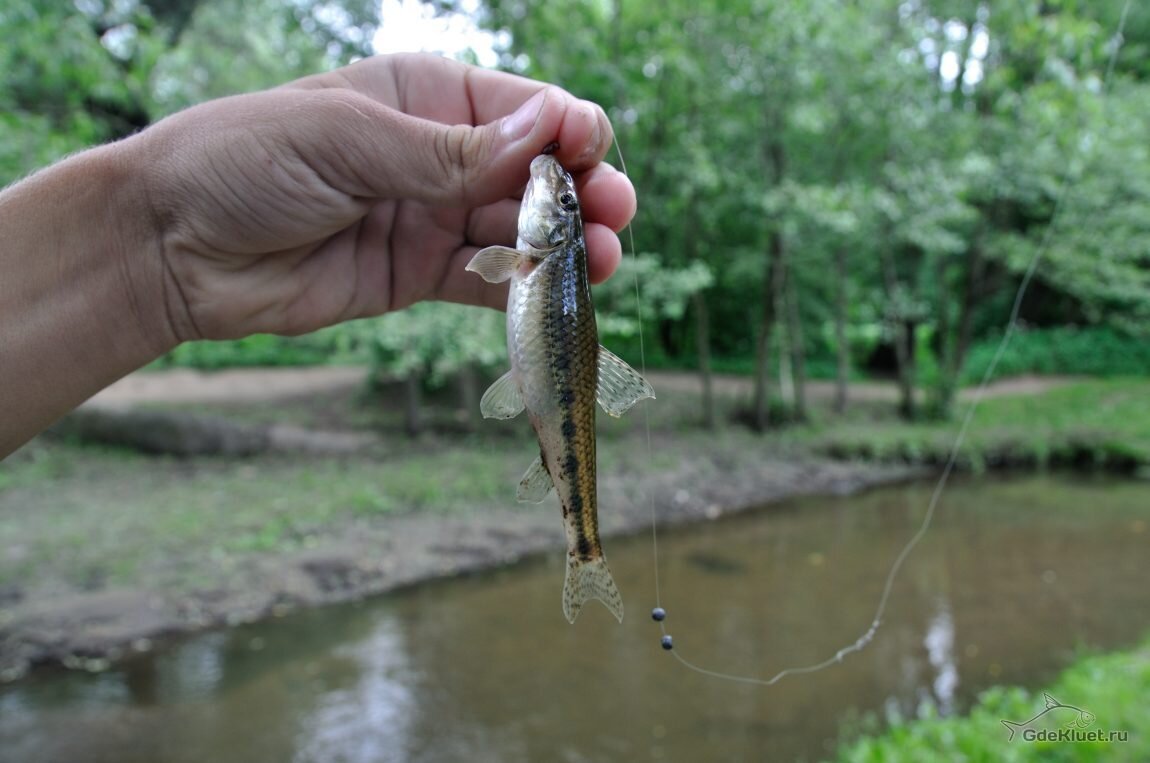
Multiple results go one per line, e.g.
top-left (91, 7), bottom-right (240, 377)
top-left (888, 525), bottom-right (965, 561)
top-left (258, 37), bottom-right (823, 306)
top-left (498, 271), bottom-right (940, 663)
top-left (962, 326), bottom-right (1150, 383)
top-left (151, 332), bottom-right (344, 369)
top-left (833, 639), bottom-right (1150, 762)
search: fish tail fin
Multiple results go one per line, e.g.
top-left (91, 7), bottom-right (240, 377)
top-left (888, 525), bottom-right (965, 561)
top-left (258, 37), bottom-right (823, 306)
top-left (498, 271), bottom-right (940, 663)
top-left (1001, 720), bottom-right (1023, 741)
top-left (562, 555), bottom-right (623, 624)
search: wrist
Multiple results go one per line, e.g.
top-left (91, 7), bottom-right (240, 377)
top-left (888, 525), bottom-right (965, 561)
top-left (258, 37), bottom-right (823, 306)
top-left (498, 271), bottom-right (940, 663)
top-left (92, 137), bottom-right (183, 357)
top-left (0, 139), bottom-right (178, 456)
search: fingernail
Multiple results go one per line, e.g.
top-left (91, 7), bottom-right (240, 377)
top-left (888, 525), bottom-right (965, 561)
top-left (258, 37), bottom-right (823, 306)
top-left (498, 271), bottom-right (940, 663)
top-left (578, 102), bottom-right (605, 163)
top-left (501, 89), bottom-right (547, 142)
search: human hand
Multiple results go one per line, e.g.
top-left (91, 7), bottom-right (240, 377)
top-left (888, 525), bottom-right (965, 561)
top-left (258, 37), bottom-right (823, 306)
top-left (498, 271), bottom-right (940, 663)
top-left (133, 53), bottom-right (636, 341)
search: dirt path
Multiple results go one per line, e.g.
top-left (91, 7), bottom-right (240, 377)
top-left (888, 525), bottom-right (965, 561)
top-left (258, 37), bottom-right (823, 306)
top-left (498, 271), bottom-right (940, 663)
top-left (86, 366), bottom-right (368, 407)
top-left (86, 367), bottom-right (1074, 408)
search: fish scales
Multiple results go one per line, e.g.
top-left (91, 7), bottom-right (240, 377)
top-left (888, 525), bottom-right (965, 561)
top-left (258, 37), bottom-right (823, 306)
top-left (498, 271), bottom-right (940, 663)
top-left (467, 153), bottom-right (654, 624)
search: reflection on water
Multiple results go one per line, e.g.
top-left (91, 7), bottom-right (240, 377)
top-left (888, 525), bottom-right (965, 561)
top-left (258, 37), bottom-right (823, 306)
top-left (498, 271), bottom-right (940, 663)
top-left (923, 600), bottom-right (957, 715)
top-left (2, 475), bottom-right (1149, 762)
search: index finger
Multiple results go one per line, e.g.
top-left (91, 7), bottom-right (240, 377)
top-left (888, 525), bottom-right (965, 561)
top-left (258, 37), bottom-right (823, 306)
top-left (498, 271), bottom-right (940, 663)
top-left (291, 53), bottom-right (616, 172)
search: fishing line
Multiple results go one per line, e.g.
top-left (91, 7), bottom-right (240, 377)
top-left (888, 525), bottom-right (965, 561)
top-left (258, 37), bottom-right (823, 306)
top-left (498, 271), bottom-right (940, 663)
top-left (625, 1), bottom-right (1132, 685)
top-left (611, 142), bottom-right (663, 611)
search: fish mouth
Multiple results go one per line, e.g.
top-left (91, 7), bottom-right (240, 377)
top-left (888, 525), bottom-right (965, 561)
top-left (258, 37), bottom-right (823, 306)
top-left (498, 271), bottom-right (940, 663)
top-left (530, 153), bottom-right (565, 180)
top-left (518, 154), bottom-right (572, 252)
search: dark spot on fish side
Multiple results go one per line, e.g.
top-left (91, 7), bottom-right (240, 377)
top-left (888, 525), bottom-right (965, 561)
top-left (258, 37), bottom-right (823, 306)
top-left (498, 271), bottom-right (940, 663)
top-left (561, 419), bottom-right (576, 438)
top-left (576, 535), bottom-right (591, 559)
top-left (565, 453), bottom-right (578, 475)
top-left (542, 141), bottom-right (560, 154)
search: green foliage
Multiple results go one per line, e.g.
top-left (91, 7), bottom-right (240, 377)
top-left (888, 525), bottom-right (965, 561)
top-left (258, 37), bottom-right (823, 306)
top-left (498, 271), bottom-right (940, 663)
top-left (833, 639), bottom-right (1150, 762)
top-left (593, 254), bottom-right (713, 339)
top-left (335, 304), bottom-right (507, 385)
top-left (149, 0), bottom-right (377, 115)
top-left (963, 326), bottom-right (1150, 383)
top-left (0, 0), bottom-right (376, 185)
top-left (474, 0), bottom-right (1150, 410)
top-left (153, 332), bottom-right (342, 369)
top-left (8, 0), bottom-right (1150, 384)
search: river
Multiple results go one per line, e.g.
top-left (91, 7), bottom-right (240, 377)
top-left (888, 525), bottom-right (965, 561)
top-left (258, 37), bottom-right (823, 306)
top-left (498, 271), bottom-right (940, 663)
top-left (1, 474), bottom-right (1148, 762)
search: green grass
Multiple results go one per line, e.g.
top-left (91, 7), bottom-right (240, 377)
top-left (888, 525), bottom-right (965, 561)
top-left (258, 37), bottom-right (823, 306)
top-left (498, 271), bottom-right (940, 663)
top-left (808, 379), bottom-right (1150, 471)
top-left (0, 439), bottom-right (535, 595)
top-left (832, 637), bottom-right (1150, 762)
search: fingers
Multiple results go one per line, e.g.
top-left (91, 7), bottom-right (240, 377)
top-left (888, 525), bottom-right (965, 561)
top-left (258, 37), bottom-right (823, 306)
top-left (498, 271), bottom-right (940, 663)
top-left (464, 198), bottom-right (520, 249)
top-left (311, 54), bottom-right (615, 170)
top-left (576, 164), bottom-right (636, 233)
top-left (464, 165), bottom-right (635, 249)
top-left (586, 223), bottom-right (623, 284)
top-left (287, 54), bottom-right (620, 208)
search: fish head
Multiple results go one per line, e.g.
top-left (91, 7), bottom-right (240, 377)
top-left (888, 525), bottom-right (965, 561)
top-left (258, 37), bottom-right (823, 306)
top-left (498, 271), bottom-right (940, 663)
top-left (518, 154), bottom-right (582, 252)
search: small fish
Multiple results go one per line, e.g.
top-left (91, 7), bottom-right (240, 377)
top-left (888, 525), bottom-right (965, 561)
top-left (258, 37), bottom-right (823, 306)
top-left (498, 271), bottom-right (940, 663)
top-left (466, 153), bottom-right (654, 623)
top-left (1000, 693), bottom-right (1096, 741)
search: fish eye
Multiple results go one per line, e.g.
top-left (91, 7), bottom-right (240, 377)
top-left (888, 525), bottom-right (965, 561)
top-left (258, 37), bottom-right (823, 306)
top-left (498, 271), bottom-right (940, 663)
top-left (558, 190), bottom-right (578, 210)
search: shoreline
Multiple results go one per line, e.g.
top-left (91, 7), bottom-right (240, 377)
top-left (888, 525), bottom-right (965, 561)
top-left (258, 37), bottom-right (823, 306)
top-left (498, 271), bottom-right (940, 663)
top-left (0, 451), bottom-right (921, 682)
top-left (3, 369), bottom-right (1134, 683)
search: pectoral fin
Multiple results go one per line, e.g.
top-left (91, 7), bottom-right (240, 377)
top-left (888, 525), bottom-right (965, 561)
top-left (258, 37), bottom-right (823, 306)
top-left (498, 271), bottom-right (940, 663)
top-left (596, 347), bottom-right (656, 417)
top-left (480, 370), bottom-right (524, 419)
top-left (516, 455), bottom-right (553, 503)
top-left (466, 246), bottom-right (523, 283)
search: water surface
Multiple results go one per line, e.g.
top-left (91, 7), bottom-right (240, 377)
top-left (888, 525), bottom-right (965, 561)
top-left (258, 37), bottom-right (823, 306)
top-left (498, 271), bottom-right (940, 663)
top-left (2, 475), bottom-right (1148, 762)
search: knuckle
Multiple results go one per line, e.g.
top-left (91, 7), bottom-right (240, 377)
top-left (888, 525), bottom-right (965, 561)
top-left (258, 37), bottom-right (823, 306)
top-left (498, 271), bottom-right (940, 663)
top-left (431, 123), bottom-right (485, 203)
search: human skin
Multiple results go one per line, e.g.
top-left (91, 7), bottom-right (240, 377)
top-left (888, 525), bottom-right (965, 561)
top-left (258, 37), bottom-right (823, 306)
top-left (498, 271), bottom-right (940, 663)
top-left (0, 53), bottom-right (636, 458)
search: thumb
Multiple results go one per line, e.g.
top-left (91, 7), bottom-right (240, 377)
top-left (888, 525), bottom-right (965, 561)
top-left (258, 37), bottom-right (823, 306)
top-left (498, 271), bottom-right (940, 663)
top-left (302, 87), bottom-right (605, 207)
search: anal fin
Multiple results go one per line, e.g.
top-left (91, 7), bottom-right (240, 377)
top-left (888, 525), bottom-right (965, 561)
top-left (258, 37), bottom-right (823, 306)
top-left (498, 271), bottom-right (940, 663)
top-left (516, 455), bottom-right (553, 503)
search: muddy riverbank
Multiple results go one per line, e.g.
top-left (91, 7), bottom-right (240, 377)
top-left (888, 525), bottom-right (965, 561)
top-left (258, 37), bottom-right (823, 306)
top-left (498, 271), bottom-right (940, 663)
top-left (0, 440), bottom-right (918, 681)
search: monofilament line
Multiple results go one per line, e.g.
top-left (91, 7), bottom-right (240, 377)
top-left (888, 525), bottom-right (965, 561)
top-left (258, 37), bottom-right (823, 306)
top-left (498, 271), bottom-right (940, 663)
top-left (612, 144), bottom-right (662, 610)
top-left (635, 0), bottom-right (1132, 686)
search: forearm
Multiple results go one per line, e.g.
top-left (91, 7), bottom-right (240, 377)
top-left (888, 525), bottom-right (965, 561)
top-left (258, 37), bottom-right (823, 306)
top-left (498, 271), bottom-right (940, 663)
top-left (0, 140), bottom-right (175, 458)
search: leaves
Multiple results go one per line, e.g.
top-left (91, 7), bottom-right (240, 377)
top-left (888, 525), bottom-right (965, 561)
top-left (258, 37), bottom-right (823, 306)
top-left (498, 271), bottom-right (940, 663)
top-left (338, 304), bottom-right (507, 386)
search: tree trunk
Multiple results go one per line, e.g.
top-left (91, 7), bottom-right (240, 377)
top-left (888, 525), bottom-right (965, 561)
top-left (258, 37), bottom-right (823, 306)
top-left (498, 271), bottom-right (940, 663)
top-left (935, 235), bottom-right (985, 417)
top-left (752, 133), bottom-right (789, 431)
top-left (833, 245), bottom-right (850, 414)
top-left (897, 319), bottom-right (915, 421)
top-left (404, 372), bottom-right (423, 436)
top-left (880, 246), bottom-right (917, 420)
top-left (693, 292), bottom-right (716, 429)
top-left (784, 254), bottom-right (808, 422)
top-left (952, 238), bottom-right (984, 377)
top-left (775, 261), bottom-right (793, 412)
top-left (751, 271), bottom-right (775, 431)
top-left (457, 363), bottom-right (480, 432)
